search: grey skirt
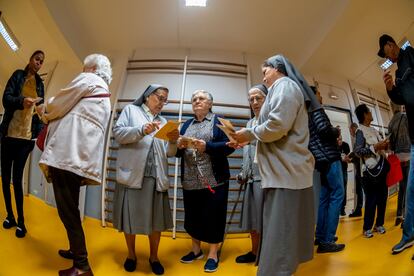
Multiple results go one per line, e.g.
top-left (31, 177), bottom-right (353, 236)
top-left (112, 177), bottom-right (173, 235)
top-left (239, 180), bottom-right (263, 232)
top-left (257, 187), bottom-right (314, 276)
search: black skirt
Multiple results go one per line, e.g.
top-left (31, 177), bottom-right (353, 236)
top-left (183, 182), bottom-right (229, 243)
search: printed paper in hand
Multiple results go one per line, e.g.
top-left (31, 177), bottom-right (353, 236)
top-left (154, 121), bottom-right (180, 141)
top-left (216, 117), bottom-right (237, 143)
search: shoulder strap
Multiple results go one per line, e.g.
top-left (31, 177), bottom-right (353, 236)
top-left (83, 93), bottom-right (111, 98)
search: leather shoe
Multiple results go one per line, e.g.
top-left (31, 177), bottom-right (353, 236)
top-left (149, 259), bottom-right (164, 275)
top-left (59, 249), bottom-right (75, 260)
top-left (58, 266), bottom-right (93, 276)
top-left (123, 258), bottom-right (137, 272)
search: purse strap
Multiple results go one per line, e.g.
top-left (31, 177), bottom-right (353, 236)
top-left (83, 93), bottom-right (111, 99)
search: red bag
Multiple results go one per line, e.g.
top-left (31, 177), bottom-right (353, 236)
top-left (386, 154), bottom-right (403, 187)
top-left (36, 124), bottom-right (48, 151)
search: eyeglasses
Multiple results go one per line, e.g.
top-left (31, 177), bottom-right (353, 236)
top-left (152, 93), bottom-right (168, 105)
top-left (248, 96), bottom-right (265, 104)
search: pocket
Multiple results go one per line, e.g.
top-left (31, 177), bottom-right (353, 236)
top-left (116, 166), bottom-right (132, 184)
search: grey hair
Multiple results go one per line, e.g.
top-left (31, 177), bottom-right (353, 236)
top-left (191, 89), bottom-right (213, 103)
top-left (83, 54), bottom-right (112, 85)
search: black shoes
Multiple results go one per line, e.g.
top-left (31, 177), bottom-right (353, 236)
top-left (315, 236), bottom-right (338, 246)
top-left (123, 258), bottom-right (137, 272)
top-left (349, 210), bottom-right (362, 218)
top-left (59, 249), bottom-right (75, 260)
top-left (317, 242), bottom-right (345, 253)
top-left (3, 217), bottom-right (17, 229)
top-left (15, 222), bottom-right (27, 238)
top-left (235, 252), bottom-right (256, 263)
top-left (340, 210), bottom-right (346, 216)
top-left (149, 259), bottom-right (164, 275)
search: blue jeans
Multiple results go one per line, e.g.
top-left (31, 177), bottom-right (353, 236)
top-left (402, 145), bottom-right (414, 242)
top-left (316, 160), bottom-right (344, 243)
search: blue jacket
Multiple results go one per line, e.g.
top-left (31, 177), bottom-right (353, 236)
top-left (387, 46), bottom-right (414, 144)
top-left (177, 115), bottom-right (235, 185)
top-left (0, 69), bottom-right (44, 139)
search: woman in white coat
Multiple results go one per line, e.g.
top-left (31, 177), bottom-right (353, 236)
top-left (38, 54), bottom-right (112, 276)
top-left (112, 84), bottom-right (179, 275)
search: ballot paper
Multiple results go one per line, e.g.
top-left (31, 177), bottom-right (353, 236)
top-left (154, 121), bottom-right (180, 141)
top-left (216, 117), bottom-right (237, 143)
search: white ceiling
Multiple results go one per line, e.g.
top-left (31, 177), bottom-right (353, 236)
top-left (1, 0), bottom-right (413, 95)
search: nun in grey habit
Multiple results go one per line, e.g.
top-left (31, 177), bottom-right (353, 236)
top-left (112, 84), bottom-right (179, 275)
top-left (232, 55), bottom-right (320, 276)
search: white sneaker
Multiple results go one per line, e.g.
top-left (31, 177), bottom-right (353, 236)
top-left (363, 230), bottom-right (374, 238)
top-left (374, 226), bottom-right (386, 234)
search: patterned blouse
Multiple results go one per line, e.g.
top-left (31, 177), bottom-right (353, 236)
top-left (181, 112), bottom-right (220, 190)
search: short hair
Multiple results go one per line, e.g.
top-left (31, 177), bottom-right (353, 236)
top-left (355, 104), bottom-right (369, 124)
top-left (83, 54), bottom-right (112, 85)
top-left (191, 90), bottom-right (213, 102)
top-left (262, 60), bottom-right (287, 76)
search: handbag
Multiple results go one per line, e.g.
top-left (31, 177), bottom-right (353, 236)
top-left (386, 154), bottom-right (403, 187)
top-left (363, 155), bottom-right (390, 181)
top-left (35, 93), bottom-right (111, 151)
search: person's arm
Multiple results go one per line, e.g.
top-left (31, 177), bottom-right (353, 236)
top-left (249, 81), bottom-right (302, 143)
top-left (354, 130), bottom-right (375, 158)
top-left (42, 73), bottom-right (94, 123)
top-left (2, 71), bottom-right (25, 110)
top-left (205, 121), bottom-right (235, 156)
top-left (310, 109), bottom-right (340, 142)
top-left (113, 105), bottom-right (146, 145)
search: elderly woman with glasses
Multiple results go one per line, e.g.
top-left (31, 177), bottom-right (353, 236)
top-left (231, 84), bottom-right (268, 264)
top-left (177, 90), bottom-right (234, 273)
top-left (112, 85), bottom-right (179, 275)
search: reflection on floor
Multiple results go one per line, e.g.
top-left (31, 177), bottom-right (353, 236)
top-left (0, 192), bottom-right (414, 276)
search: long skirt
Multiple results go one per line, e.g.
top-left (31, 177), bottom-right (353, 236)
top-left (112, 177), bottom-right (173, 235)
top-left (257, 187), bottom-right (314, 276)
top-left (239, 180), bottom-right (263, 232)
top-left (183, 182), bottom-right (229, 243)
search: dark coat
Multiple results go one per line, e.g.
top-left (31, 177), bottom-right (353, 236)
top-left (0, 69), bottom-right (44, 139)
top-left (308, 108), bottom-right (341, 172)
top-left (387, 46), bottom-right (414, 144)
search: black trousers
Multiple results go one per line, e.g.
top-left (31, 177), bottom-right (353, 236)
top-left (362, 175), bottom-right (388, 231)
top-left (397, 161), bottom-right (410, 217)
top-left (49, 167), bottom-right (90, 271)
top-left (354, 165), bottom-right (364, 211)
top-left (1, 137), bottom-right (35, 223)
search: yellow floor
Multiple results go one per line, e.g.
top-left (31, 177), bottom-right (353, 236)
top-left (1, 193), bottom-right (414, 276)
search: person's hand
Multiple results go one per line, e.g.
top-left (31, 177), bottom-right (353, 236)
top-left (231, 128), bottom-right (251, 144)
top-left (143, 121), bottom-right (160, 135)
top-left (343, 155), bottom-right (351, 163)
top-left (35, 104), bottom-right (44, 116)
top-left (383, 70), bottom-right (394, 91)
top-left (193, 139), bottom-right (206, 153)
top-left (167, 129), bottom-right (179, 143)
top-left (226, 141), bottom-right (249, 149)
top-left (374, 140), bottom-right (389, 151)
top-left (177, 137), bottom-right (188, 149)
top-left (23, 97), bottom-right (36, 109)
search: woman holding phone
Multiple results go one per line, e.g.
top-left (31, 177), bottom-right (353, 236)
top-left (0, 50), bottom-right (45, 238)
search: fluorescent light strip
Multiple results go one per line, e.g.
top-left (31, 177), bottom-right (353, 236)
top-left (401, 40), bottom-right (411, 50)
top-left (186, 0), bottom-right (207, 7)
top-left (380, 59), bottom-right (393, 70)
top-left (0, 21), bottom-right (19, 51)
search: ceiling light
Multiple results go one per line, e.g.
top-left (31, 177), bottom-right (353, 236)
top-left (379, 59), bottom-right (393, 71)
top-left (0, 12), bottom-right (20, 52)
top-left (186, 0), bottom-right (207, 7)
top-left (401, 40), bottom-right (411, 50)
